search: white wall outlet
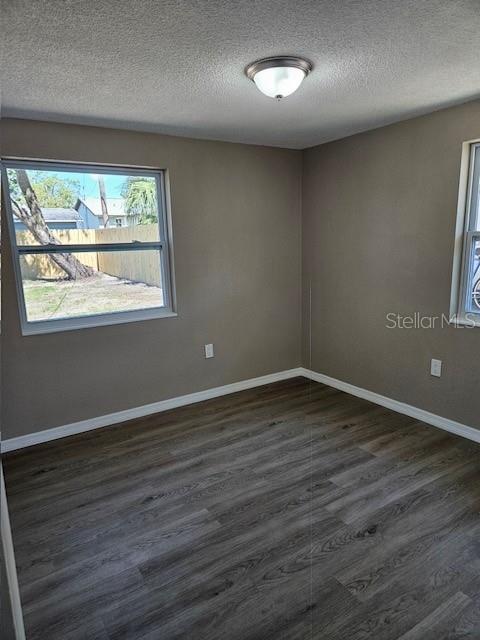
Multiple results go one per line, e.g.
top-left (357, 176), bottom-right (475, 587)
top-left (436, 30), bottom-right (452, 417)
top-left (205, 343), bottom-right (214, 359)
top-left (430, 358), bottom-right (442, 377)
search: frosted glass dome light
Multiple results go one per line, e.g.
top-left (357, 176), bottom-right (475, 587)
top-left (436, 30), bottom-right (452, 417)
top-left (246, 56), bottom-right (312, 100)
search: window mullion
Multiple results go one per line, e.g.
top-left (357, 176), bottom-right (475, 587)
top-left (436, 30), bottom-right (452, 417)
top-left (17, 242), bottom-right (163, 255)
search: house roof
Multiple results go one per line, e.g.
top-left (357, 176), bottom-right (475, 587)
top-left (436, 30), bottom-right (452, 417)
top-left (77, 197), bottom-right (127, 218)
top-left (14, 207), bottom-right (81, 223)
top-left (41, 207), bottom-right (82, 223)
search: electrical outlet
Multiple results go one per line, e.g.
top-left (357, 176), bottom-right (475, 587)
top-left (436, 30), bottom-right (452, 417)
top-left (430, 359), bottom-right (442, 378)
top-left (205, 344), bottom-right (214, 359)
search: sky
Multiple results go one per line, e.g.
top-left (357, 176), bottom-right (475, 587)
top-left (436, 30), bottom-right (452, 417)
top-left (29, 170), bottom-right (128, 200)
top-left (22, 169), bottom-right (157, 202)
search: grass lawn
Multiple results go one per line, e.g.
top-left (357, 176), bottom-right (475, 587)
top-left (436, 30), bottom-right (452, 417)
top-left (23, 274), bottom-right (164, 322)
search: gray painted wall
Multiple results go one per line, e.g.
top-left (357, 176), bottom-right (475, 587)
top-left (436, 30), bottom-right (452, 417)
top-left (1, 100), bottom-right (479, 439)
top-left (302, 99), bottom-right (480, 429)
top-left (1, 119), bottom-right (302, 438)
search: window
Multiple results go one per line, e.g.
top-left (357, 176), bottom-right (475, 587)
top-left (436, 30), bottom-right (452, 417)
top-left (2, 160), bottom-right (175, 334)
top-left (452, 141), bottom-right (480, 326)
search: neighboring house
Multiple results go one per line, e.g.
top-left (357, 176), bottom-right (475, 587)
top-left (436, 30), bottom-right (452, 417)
top-left (14, 198), bottom-right (133, 233)
top-left (75, 197), bottom-right (132, 228)
top-left (73, 198), bottom-right (100, 229)
top-left (14, 207), bottom-right (83, 231)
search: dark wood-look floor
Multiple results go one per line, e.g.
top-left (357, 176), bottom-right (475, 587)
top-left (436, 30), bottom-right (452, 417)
top-left (4, 377), bottom-right (480, 640)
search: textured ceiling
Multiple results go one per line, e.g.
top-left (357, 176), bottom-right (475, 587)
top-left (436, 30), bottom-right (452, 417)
top-left (2, 0), bottom-right (480, 149)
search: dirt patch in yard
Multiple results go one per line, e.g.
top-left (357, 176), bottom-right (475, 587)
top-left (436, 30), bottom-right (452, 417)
top-left (23, 273), bottom-right (164, 322)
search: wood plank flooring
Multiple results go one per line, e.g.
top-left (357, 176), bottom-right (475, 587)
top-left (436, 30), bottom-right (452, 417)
top-left (4, 377), bottom-right (480, 640)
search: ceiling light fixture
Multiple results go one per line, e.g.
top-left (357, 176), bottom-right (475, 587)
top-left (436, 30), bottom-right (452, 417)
top-left (246, 56), bottom-right (313, 100)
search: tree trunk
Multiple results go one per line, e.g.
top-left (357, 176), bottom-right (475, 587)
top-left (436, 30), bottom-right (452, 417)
top-left (98, 175), bottom-right (109, 227)
top-left (15, 170), bottom-right (94, 280)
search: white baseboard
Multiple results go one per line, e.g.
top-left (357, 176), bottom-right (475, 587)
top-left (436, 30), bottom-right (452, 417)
top-left (299, 367), bottom-right (480, 445)
top-left (3, 365), bottom-right (478, 453)
top-left (1, 368), bottom-right (305, 453)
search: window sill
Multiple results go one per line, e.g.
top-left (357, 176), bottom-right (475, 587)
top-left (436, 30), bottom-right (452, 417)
top-left (21, 307), bottom-right (178, 336)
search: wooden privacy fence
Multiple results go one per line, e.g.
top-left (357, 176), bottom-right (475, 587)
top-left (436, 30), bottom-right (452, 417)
top-left (17, 225), bottom-right (161, 287)
top-left (96, 226), bottom-right (161, 287)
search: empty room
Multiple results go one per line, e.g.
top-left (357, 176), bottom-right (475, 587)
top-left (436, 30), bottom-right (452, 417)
top-left (1, 1), bottom-right (479, 639)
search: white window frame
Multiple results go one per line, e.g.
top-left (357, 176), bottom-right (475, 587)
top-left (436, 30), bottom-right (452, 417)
top-left (450, 140), bottom-right (480, 328)
top-left (2, 159), bottom-right (177, 335)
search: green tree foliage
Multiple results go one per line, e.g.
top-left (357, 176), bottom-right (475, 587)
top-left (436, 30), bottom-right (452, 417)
top-left (6, 169), bottom-right (23, 203)
top-left (7, 170), bottom-right (80, 208)
top-left (122, 177), bottom-right (158, 224)
top-left (30, 172), bottom-right (80, 208)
